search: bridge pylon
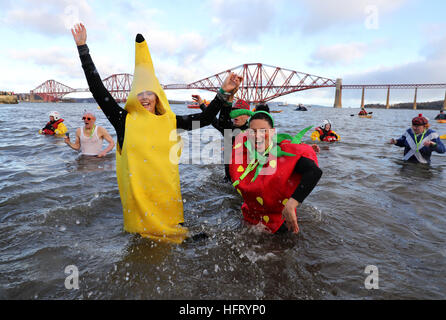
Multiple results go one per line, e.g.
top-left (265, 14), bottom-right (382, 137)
top-left (443, 89), bottom-right (446, 111)
top-left (334, 78), bottom-right (342, 108)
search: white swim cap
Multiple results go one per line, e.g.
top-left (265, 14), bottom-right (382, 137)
top-left (49, 111), bottom-right (60, 121)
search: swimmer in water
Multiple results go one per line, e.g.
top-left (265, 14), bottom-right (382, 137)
top-left (72, 23), bottom-right (242, 243)
top-left (40, 111), bottom-right (68, 136)
top-left (229, 110), bottom-right (322, 234)
top-left (311, 120), bottom-right (340, 142)
top-left (389, 113), bottom-right (445, 164)
top-left (64, 111), bottom-right (115, 157)
top-left (434, 110), bottom-right (446, 120)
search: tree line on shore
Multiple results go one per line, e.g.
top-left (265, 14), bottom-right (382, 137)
top-left (365, 100), bottom-right (445, 110)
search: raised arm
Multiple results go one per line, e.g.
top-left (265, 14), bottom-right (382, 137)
top-left (71, 23), bottom-right (126, 149)
top-left (65, 128), bottom-right (81, 151)
top-left (196, 94), bottom-right (232, 135)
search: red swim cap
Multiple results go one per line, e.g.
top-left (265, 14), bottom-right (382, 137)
top-left (412, 113), bottom-right (428, 126)
top-left (233, 99), bottom-right (250, 110)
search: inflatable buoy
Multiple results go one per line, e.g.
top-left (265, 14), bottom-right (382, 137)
top-left (116, 34), bottom-right (187, 244)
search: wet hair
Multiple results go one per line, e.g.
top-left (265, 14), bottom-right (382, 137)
top-left (255, 103), bottom-right (270, 113)
top-left (249, 111), bottom-right (274, 128)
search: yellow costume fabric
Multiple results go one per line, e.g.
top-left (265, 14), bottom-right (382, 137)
top-left (310, 130), bottom-right (340, 141)
top-left (54, 122), bottom-right (68, 136)
top-left (116, 35), bottom-right (187, 243)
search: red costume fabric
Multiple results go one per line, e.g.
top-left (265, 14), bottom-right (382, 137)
top-left (229, 132), bottom-right (318, 233)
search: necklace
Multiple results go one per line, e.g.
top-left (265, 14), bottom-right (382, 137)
top-left (413, 129), bottom-right (426, 152)
top-left (86, 125), bottom-right (95, 138)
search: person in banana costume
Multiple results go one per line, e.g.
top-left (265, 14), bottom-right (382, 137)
top-left (72, 23), bottom-right (242, 243)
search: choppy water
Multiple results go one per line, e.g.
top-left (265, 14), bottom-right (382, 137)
top-left (0, 102), bottom-right (445, 300)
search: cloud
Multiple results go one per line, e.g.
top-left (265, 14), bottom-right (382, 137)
top-left (208, 0), bottom-right (278, 44)
top-left (125, 21), bottom-right (211, 67)
top-left (345, 35), bottom-right (446, 85)
top-left (3, 0), bottom-right (94, 36)
top-left (297, 0), bottom-right (408, 33)
top-left (309, 39), bottom-right (387, 67)
top-left (8, 47), bottom-right (81, 78)
top-left (7, 45), bottom-right (129, 91)
top-left (336, 35), bottom-right (446, 104)
top-left (310, 42), bottom-right (368, 66)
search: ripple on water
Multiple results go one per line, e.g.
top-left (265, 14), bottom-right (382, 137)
top-left (1, 104), bottom-right (446, 299)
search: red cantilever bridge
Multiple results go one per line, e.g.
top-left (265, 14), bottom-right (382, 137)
top-left (30, 63), bottom-right (446, 108)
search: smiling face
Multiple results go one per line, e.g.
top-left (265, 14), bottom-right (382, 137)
top-left (137, 91), bottom-right (158, 114)
top-left (248, 119), bottom-right (275, 153)
top-left (324, 123), bottom-right (331, 131)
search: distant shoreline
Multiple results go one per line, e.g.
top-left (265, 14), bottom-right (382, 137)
top-left (365, 99), bottom-right (445, 110)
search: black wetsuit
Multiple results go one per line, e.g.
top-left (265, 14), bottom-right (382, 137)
top-left (200, 103), bottom-right (249, 180)
top-left (77, 44), bottom-right (228, 150)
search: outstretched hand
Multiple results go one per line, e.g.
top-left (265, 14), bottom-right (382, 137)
top-left (71, 23), bottom-right (87, 46)
top-left (221, 72), bottom-right (243, 95)
top-left (192, 94), bottom-right (203, 105)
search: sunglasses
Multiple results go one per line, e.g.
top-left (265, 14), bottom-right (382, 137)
top-left (82, 117), bottom-right (93, 121)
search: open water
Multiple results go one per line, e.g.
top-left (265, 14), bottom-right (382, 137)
top-left (0, 102), bottom-right (445, 299)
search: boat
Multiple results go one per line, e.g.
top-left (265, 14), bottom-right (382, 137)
top-left (358, 115), bottom-right (372, 119)
top-left (271, 110), bottom-right (283, 113)
top-left (187, 99), bottom-right (209, 109)
top-left (278, 101), bottom-right (288, 106)
top-left (436, 119), bottom-right (446, 123)
top-left (295, 104), bottom-right (307, 111)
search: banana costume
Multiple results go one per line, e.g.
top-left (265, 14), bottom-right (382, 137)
top-left (116, 34), bottom-right (187, 243)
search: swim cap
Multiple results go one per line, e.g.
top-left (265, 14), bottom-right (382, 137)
top-left (233, 99), bottom-right (250, 110)
top-left (412, 114), bottom-right (428, 126)
top-left (49, 111), bottom-right (60, 121)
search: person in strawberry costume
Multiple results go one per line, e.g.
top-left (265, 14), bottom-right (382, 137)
top-left (229, 110), bottom-right (322, 234)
